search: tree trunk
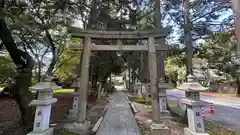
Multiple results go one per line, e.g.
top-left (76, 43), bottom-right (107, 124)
top-left (236, 77), bottom-right (240, 97)
top-left (183, 0), bottom-right (193, 76)
top-left (103, 81), bottom-right (108, 94)
top-left (139, 52), bottom-right (149, 103)
top-left (131, 68), bottom-right (134, 85)
top-left (14, 69), bottom-right (35, 129)
top-left (0, 18), bottom-right (34, 133)
top-left (232, 0), bottom-right (240, 97)
top-left (45, 29), bottom-right (57, 76)
top-left (91, 67), bottom-right (99, 89)
top-left (37, 61), bottom-right (42, 82)
top-left (128, 66), bottom-right (131, 90)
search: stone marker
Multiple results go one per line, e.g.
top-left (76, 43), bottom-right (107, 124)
top-left (158, 77), bottom-right (174, 119)
top-left (133, 83), bottom-right (138, 95)
top-left (137, 82), bottom-right (143, 97)
top-left (67, 78), bottom-right (80, 120)
top-left (178, 74), bottom-right (209, 135)
top-left (97, 82), bottom-right (103, 100)
top-left (27, 76), bottom-right (61, 135)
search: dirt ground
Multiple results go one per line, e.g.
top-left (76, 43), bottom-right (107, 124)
top-left (0, 94), bottom-right (109, 135)
top-left (129, 95), bottom-right (240, 135)
top-left (132, 102), bottom-right (185, 135)
top-left (0, 98), bottom-right (23, 135)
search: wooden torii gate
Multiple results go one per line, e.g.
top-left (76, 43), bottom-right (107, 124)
top-left (66, 26), bottom-right (171, 132)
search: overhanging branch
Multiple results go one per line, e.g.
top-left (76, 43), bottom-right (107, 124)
top-left (0, 19), bottom-right (26, 67)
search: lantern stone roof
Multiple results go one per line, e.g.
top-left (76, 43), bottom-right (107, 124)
top-left (30, 81), bottom-right (62, 91)
top-left (177, 74), bottom-right (208, 92)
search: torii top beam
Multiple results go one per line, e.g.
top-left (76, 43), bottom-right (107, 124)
top-left (67, 26), bottom-right (172, 39)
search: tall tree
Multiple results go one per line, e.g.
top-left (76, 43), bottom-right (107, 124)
top-left (195, 31), bottom-right (237, 91)
top-left (0, 17), bottom-right (35, 133)
top-left (0, 0), bottom-right (80, 131)
top-left (231, 0), bottom-right (240, 96)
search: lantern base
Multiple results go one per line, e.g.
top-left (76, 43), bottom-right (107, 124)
top-left (26, 127), bottom-right (53, 135)
top-left (150, 123), bottom-right (170, 135)
top-left (184, 128), bottom-right (209, 135)
top-left (160, 110), bottom-right (171, 120)
top-left (67, 109), bottom-right (78, 120)
top-left (64, 121), bottom-right (90, 135)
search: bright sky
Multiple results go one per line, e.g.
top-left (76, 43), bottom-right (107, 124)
top-left (71, 3), bottom-right (233, 46)
top-left (166, 9), bottom-right (232, 43)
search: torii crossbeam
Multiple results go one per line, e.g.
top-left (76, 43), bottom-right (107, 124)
top-left (64, 26), bottom-right (172, 135)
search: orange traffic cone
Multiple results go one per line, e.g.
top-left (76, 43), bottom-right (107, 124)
top-left (208, 103), bottom-right (216, 114)
top-left (202, 108), bottom-right (206, 120)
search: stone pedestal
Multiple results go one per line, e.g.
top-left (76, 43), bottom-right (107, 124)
top-left (27, 77), bottom-right (60, 135)
top-left (137, 83), bottom-right (143, 97)
top-left (142, 83), bottom-right (149, 97)
top-left (158, 78), bottom-right (173, 120)
top-left (97, 82), bottom-right (103, 100)
top-left (142, 83), bottom-right (149, 103)
top-left (181, 99), bottom-right (207, 135)
top-left (64, 121), bottom-right (90, 135)
top-left (178, 75), bottom-right (209, 135)
top-left (184, 128), bottom-right (209, 135)
top-left (67, 79), bottom-right (80, 120)
top-left (67, 96), bottom-right (79, 120)
top-left (158, 92), bottom-right (171, 119)
top-left (27, 128), bottom-right (54, 135)
top-left (150, 122), bottom-right (170, 135)
top-left (124, 79), bottom-right (129, 89)
top-left (133, 83), bottom-right (138, 95)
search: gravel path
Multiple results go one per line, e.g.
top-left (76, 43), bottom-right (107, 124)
top-left (132, 101), bottom-right (185, 135)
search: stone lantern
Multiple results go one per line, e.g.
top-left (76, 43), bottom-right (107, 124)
top-left (136, 82), bottom-right (143, 98)
top-left (67, 78), bottom-right (80, 120)
top-left (177, 74), bottom-right (209, 135)
top-left (27, 76), bottom-right (61, 135)
top-left (158, 77), bottom-right (174, 119)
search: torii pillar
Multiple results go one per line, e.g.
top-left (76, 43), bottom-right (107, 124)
top-left (149, 37), bottom-right (170, 135)
top-left (64, 37), bottom-right (91, 134)
top-left (154, 0), bottom-right (171, 121)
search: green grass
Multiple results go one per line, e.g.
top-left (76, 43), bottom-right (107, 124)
top-left (168, 102), bottom-right (185, 117)
top-left (0, 87), bottom-right (74, 94)
top-left (135, 97), bottom-right (152, 105)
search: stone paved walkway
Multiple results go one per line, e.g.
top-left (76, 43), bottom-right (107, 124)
top-left (96, 92), bottom-right (141, 135)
